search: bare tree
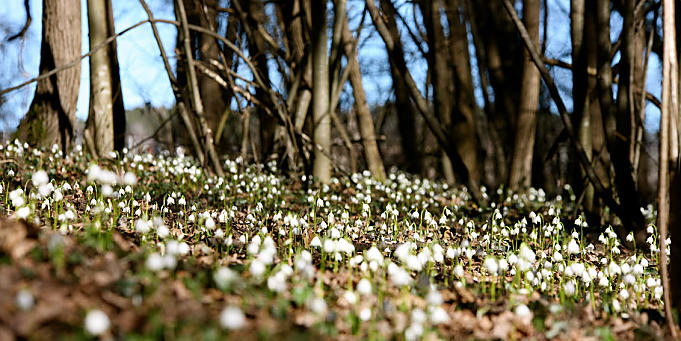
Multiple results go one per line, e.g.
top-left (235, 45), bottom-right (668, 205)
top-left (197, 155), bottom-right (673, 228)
top-left (311, 0), bottom-right (331, 182)
top-left (86, 0), bottom-right (115, 157)
top-left (508, 0), bottom-right (541, 191)
top-left (660, 0), bottom-right (680, 337)
top-left (15, 0), bottom-right (81, 154)
top-left (340, 10), bottom-right (385, 180)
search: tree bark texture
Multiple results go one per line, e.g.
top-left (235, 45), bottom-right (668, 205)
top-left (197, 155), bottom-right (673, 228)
top-left (507, 0), bottom-right (540, 191)
top-left (311, 0), bottom-right (331, 182)
top-left (15, 0), bottom-right (81, 154)
top-left (87, 0), bottom-right (115, 157)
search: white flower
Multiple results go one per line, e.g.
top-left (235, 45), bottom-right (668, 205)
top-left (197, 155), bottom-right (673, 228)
top-left (309, 297), bottom-right (327, 314)
top-left (343, 290), bottom-right (357, 304)
top-left (135, 219), bottom-right (150, 234)
top-left (32, 170), bottom-right (49, 186)
top-left (357, 278), bottom-right (372, 295)
top-left (563, 280), bottom-right (576, 296)
top-left (84, 309), bottom-right (110, 335)
top-left (157, 225), bottom-right (170, 239)
top-left (123, 172), bottom-right (137, 186)
top-left (426, 290), bottom-right (443, 306)
top-left (515, 304), bottom-right (531, 317)
top-left (250, 259), bottom-right (266, 278)
top-left (484, 257), bottom-right (499, 275)
top-left (453, 264), bottom-right (464, 278)
top-left (359, 307), bottom-right (372, 321)
top-left (365, 246), bottom-right (383, 263)
top-left (220, 306), bottom-right (246, 330)
top-left (388, 263), bottom-right (411, 286)
top-left (430, 306), bottom-right (449, 324)
top-left (146, 253), bottom-right (164, 272)
top-left (567, 239), bottom-right (580, 255)
top-left (16, 206), bottom-right (30, 219)
top-left (15, 289), bottom-right (34, 311)
top-left (405, 323), bottom-right (424, 341)
top-left (310, 236), bottom-right (322, 248)
top-left (214, 267), bottom-right (237, 290)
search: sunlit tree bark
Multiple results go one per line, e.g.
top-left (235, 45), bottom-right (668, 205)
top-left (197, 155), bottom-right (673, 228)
top-left (311, 0), bottom-right (331, 182)
top-left (86, 0), bottom-right (115, 157)
top-left (508, 0), bottom-right (541, 191)
top-left (15, 0), bottom-right (81, 154)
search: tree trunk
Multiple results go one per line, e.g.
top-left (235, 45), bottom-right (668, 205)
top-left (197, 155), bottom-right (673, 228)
top-left (508, 0), bottom-right (541, 191)
top-left (421, 0), bottom-right (456, 184)
top-left (380, 0), bottom-right (421, 174)
top-left (341, 16), bottom-right (386, 180)
top-left (15, 0), bottom-right (81, 154)
top-left (445, 0), bottom-right (480, 187)
top-left (596, 0), bottom-right (646, 235)
top-left (311, 0), bottom-right (331, 182)
top-left (87, 0), bottom-right (115, 157)
top-left (237, 0), bottom-right (276, 160)
top-left (106, 0), bottom-right (126, 152)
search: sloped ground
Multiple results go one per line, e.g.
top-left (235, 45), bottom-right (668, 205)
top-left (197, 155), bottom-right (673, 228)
top-left (0, 140), bottom-right (670, 340)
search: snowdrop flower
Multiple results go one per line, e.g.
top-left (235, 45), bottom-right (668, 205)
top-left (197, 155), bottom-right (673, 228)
top-left (309, 297), bottom-right (327, 314)
top-left (32, 170), bottom-right (49, 186)
top-left (15, 289), bottom-right (34, 311)
top-left (146, 253), bottom-right (164, 272)
top-left (250, 259), bottom-right (266, 278)
top-left (84, 309), bottom-right (110, 335)
top-left (515, 304), bottom-right (531, 317)
top-left (567, 239), bottom-right (580, 255)
top-left (122, 172), bottom-right (137, 186)
top-left (357, 278), bottom-right (372, 295)
top-left (484, 257), bottom-right (499, 275)
top-left (157, 225), bottom-right (170, 239)
top-left (310, 236), bottom-right (322, 248)
top-left (421, 290), bottom-right (440, 307)
top-left (135, 219), bottom-right (150, 234)
top-left (388, 262), bottom-right (411, 286)
top-left (430, 306), bottom-right (449, 324)
top-left (563, 280), bottom-right (576, 296)
top-left (343, 290), bottom-right (357, 305)
top-left (267, 272), bottom-right (288, 292)
top-left (359, 307), bottom-right (372, 321)
top-left (214, 267), bottom-right (237, 291)
top-left (453, 264), bottom-right (464, 278)
top-left (405, 323), bottom-right (424, 341)
top-left (220, 306), bottom-right (246, 330)
top-left (365, 246), bottom-right (383, 263)
top-left (406, 254), bottom-right (422, 271)
top-left (16, 206), bottom-right (30, 220)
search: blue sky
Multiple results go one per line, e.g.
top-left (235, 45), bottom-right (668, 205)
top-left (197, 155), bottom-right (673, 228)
top-left (0, 0), bottom-right (663, 132)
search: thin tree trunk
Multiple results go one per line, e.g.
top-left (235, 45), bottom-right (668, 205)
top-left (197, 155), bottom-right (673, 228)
top-left (87, 0), bottom-right (115, 157)
top-left (445, 0), bottom-right (480, 187)
top-left (176, 0), bottom-right (224, 176)
top-left (311, 0), bottom-right (331, 182)
top-left (106, 0), bottom-right (126, 152)
top-left (380, 0), bottom-right (421, 174)
top-left (662, 0), bottom-right (681, 336)
top-left (508, 0), bottom-right (541, 191)
top-left (341, 16), bottom-right (386, 180)
top-left (15, 0), bottom-right (81, 154)
top-left (367, 0), bottom-right (484, 204)
top-left (421, 0), bottom-right (456, 184)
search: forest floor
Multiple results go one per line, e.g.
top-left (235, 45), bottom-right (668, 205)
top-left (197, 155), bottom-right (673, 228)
top-left (0, 140), bottom-right (671, 340)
